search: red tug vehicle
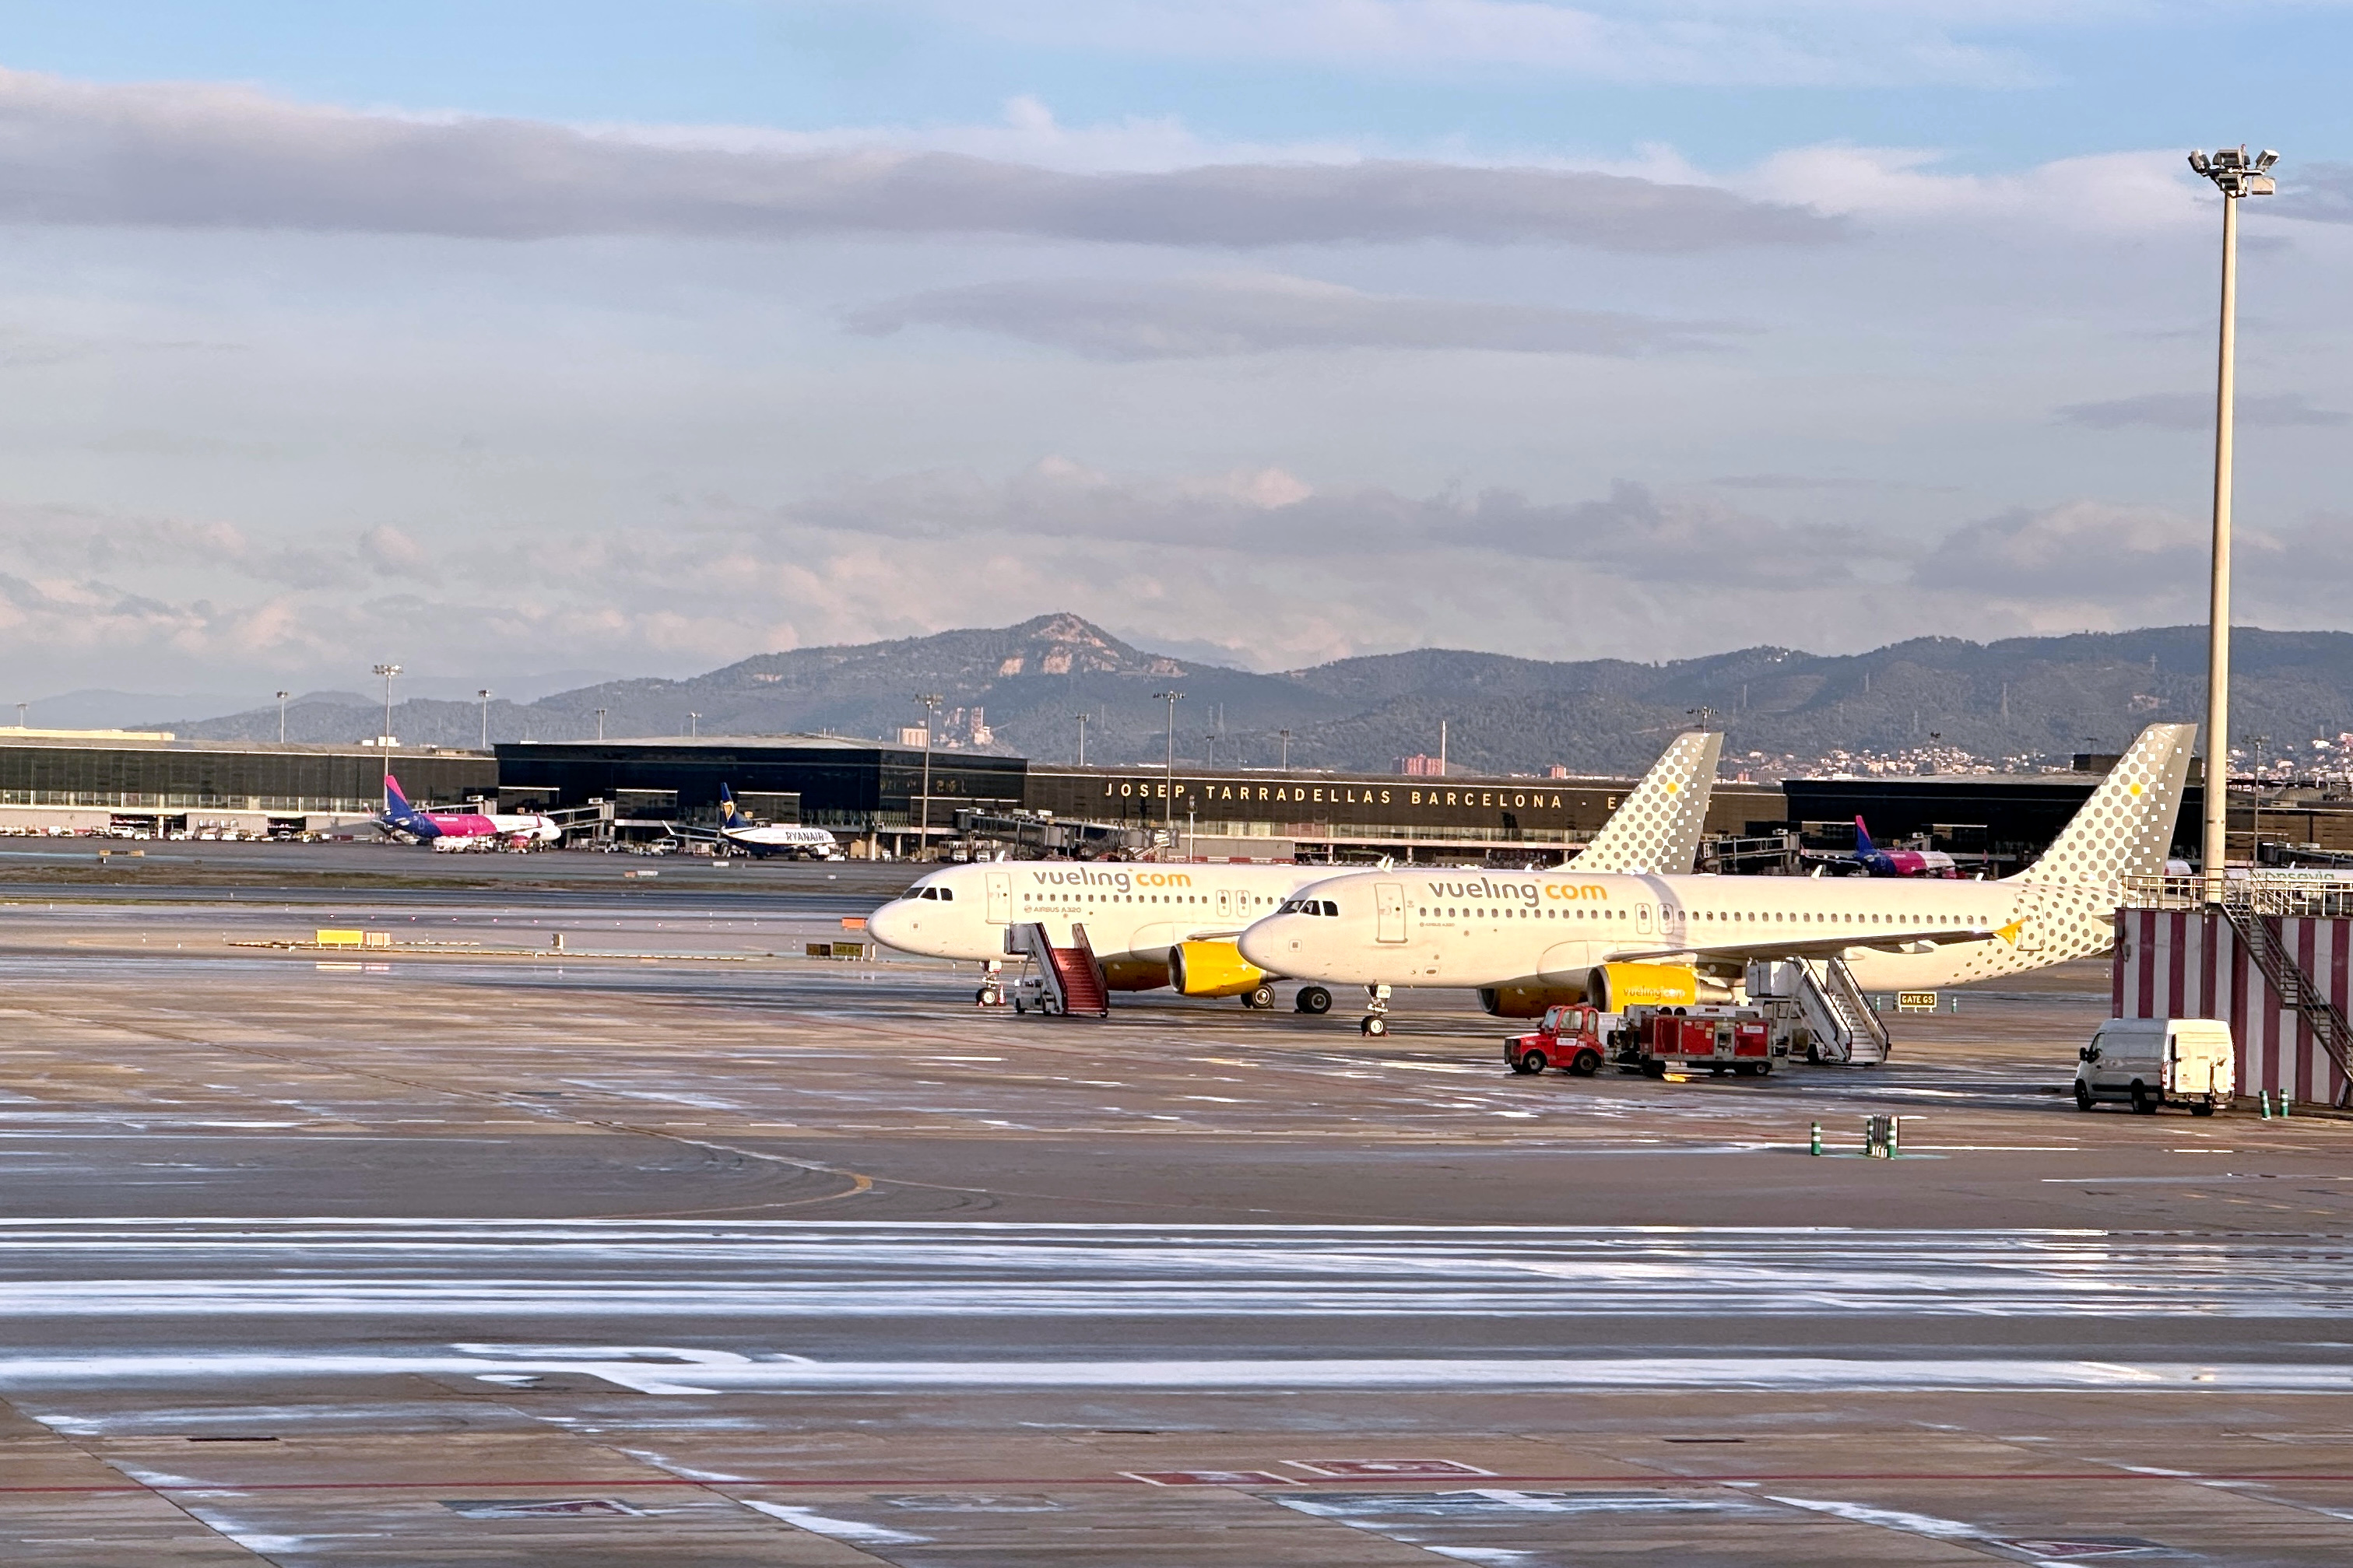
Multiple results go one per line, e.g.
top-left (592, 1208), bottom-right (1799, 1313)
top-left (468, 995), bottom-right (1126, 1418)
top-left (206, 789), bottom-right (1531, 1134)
top-left (1505, 1003), bottom-right (1782, 1079)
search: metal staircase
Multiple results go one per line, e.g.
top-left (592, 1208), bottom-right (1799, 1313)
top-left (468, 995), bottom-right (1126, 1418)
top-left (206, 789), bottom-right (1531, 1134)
top-left (1747, 957), bottom-right (1890, 1065)
top-left (1004, 921), bottom-right (1110, 1018)
top-left (2218, 904), bottom-right (2353, 1107)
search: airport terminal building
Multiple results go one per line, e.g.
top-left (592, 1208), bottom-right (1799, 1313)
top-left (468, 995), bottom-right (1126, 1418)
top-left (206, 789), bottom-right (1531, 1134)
top-left (0, 730), bottom-right (493, 837)
top-left (0, 727), bottom-right (2298, 867)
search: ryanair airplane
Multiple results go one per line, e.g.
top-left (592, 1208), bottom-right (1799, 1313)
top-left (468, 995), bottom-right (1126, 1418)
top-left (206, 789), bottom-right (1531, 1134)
top-left (1238, 723), bottom-right (2195, 1032)
top-left (866, 729), bottom-right (1723, 1012)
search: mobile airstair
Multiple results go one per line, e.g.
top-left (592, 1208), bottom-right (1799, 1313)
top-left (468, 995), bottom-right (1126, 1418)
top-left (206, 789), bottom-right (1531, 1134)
top-left (1745, 957), bottom-right (1891, 1065)
top-left (1006, 922), bottom-right (1110, 1018)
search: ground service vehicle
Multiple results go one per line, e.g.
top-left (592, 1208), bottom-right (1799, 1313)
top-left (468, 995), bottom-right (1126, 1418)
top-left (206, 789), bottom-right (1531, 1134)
top-left (1504, 1005), bottom-right (1612, 1076)
top-left (1623, 1006), bottom-right (1778, 1079)
top-left (2075, 1017), bottom-right (2233, 1115)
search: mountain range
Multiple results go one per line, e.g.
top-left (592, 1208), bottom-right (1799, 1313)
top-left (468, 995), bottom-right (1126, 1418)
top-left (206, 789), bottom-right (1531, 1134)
top-left (145, 614), bottom-right (2353, 778)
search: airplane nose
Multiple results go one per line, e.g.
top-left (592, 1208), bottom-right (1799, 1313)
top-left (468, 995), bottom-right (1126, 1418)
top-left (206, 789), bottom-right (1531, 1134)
top-left (1237, 920), bottom-right (1287, 970)
top-left (866, 905), bottom-right (908, 951)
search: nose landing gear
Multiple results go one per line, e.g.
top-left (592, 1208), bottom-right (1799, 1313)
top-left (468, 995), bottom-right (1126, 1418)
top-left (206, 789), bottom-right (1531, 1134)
top-left (1358, 984), bottom-right (1392, 1037)
top-left (976, 959), bottom-right (1006, 1007)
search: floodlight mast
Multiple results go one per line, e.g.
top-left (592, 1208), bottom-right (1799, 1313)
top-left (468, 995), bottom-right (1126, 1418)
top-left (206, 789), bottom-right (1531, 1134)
top-left (2187, 145), bottom-right (2278, 904)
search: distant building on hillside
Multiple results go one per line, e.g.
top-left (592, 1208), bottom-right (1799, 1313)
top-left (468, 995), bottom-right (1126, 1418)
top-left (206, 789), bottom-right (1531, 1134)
top-left (1400, 753), bottom-right (1445, 777)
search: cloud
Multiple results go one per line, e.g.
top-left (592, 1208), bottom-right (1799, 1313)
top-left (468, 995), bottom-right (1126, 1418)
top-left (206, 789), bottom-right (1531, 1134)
top-left (0, 68), bottom-right (1835, 251)
top-left (2284, 161), bottom-right (2353, 225)
top-left (2055, 391), bottom-right (2350, 430)
top-left (844, 272), bottom-right (1740, 359)
top-left (357, 524), bottom-right (434, 580)
top-left (958, 1), bottom-right (2052, 88)
top-left (1910, 500), bottom-right (2231, 604)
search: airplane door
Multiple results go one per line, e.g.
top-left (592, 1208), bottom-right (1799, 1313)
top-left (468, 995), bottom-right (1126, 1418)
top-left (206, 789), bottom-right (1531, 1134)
top-left (1375, 882), bottom-right (1407, 944)
top-left (985, 872), bottom-right (1013, 924)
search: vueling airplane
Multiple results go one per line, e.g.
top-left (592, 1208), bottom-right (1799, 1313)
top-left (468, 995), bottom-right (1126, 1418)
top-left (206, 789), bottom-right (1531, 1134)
top-left (1238, 723), bottom-right (2194, 1034)
top-left (866, 730), bottom-right (1724, 1012)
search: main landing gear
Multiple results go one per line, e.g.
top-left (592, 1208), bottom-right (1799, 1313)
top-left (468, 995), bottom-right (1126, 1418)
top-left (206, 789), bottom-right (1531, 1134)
top-left (1359, 984), bottom-right (1392, 1037)
top-left (1294, 984), bottom-right (1333, 1016)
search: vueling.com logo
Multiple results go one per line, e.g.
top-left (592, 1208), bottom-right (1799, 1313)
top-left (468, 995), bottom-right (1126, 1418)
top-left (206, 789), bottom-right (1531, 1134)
top-left (1424, 877), bottom-right (1610, 908)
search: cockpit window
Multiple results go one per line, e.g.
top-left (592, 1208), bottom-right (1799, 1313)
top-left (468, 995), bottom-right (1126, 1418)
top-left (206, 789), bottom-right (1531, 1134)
top-left (932, 886), bottom-right (953, 901)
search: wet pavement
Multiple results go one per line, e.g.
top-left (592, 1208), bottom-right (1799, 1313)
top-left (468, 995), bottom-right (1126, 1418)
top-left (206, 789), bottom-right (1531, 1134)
top-left (2, 868), bottom-right (2349, 1563)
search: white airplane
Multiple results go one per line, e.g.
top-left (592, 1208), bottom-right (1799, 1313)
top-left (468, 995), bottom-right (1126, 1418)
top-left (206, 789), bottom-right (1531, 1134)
top-left (1238, 723), bottom-right (2196, 1035)
top-left (709, 785), bottom-right (843, 860)
top-left (864, 730), bottom-right (1724, 1013)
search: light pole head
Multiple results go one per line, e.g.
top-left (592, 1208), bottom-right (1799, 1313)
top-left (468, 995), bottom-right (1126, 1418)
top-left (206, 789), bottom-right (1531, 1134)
top-left (2190, 145), bottom-right (2279, 196)
top-left (373, 663), bottom-right (401, 679)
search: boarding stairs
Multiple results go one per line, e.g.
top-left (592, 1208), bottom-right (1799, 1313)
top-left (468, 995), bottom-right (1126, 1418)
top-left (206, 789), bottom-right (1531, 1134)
top-left (1746, 957), bottom-right (1891, 1065)
top-left (2218, 903), bottom-right (2353, 1107)
top-left (1005, 921), bottom-right (1110, 1018)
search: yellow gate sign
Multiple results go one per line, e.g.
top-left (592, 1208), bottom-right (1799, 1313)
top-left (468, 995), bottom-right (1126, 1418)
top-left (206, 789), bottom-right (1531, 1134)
top-left (1896, 991), bottom-right (1938, 1012)
top-left (314, 929), bottom-right (364, 948)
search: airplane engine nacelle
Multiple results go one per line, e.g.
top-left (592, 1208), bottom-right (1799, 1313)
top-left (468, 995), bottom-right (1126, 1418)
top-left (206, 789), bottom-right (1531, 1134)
top-left (1586, 963), bottom-right (1700, 1012)
top-left (1168, 941), bottom-right (1268, 998)
top-left (1479, 984), bottom-right (1584, 1019)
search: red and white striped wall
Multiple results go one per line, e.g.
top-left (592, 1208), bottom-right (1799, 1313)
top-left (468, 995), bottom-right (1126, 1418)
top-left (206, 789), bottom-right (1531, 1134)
top-left (2112, 910), bottom-right (2351, 1106)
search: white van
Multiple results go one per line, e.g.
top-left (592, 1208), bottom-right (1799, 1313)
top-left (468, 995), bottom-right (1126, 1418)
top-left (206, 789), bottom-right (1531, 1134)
top-left (2075, 1018), bottom-right (2235, 1116)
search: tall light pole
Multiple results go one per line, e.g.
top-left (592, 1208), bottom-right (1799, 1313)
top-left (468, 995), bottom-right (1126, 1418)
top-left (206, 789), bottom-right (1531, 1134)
top-left (477, 689), bottom-right (491, 749)
top-left (2189, 144), bottom-right (2277, 901)
top-left (688, 710), bottom-right (701, 738)
top-left (371, 665), bottom-right (400, 780)
top-left (594, 707), bottom-right (607, 742)
top-left (916, 693), bottom-right (943, 859)
top-left (1152, 689), bottom-right (1183, 845)
top-left (277, 690), bottom-right (290, 744)
top-left (1073, 711), bottom-right (1089, 766)
top-left (1206, 730), bottom-right (1217, 770)
top-left (1278, 728), bottom-right (1292, 771)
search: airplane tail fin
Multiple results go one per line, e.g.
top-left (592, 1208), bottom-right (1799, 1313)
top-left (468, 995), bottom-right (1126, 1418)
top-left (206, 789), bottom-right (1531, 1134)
top-left (1853, 816), bottom-right (1877, 858)
top-left (1571, 728), bottom-right (1723, 875)
top-left (720, 784), bottom-right (750, 830)
top-left (2012, 723), bottom-right (2197, 888)
top-left (381, 773), bottom-right (438, 838)
top-left (1997, 722), bottom-right (2196, 966)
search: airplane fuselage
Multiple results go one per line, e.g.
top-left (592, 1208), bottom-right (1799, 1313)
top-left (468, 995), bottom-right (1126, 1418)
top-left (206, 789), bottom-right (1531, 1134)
top-left (867, 861), bottom-right (1333, 987)
top-left (1238, 868), bottom-right (2066, 995)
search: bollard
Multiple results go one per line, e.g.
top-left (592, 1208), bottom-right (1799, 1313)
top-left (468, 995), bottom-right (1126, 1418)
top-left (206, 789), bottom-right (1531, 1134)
top-left (2259, 1089), bottom-right (2272, 1120)
top-left (2281, 1093), bottom-right (2292, 1120)
top-left (1810, 1121), bottom-right (1822, 1156)
top-left (1888, 1115), bottom-right (1902, 1156)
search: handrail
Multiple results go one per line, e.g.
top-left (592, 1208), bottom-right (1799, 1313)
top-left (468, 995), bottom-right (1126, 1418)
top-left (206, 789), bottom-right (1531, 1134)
top-left (2216, 904), bottom-right (2353, 1107)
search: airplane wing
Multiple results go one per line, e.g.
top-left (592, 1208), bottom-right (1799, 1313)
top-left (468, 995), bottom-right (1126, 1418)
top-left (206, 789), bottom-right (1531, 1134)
top-left (1608, 922), bottom-right (2016, 966)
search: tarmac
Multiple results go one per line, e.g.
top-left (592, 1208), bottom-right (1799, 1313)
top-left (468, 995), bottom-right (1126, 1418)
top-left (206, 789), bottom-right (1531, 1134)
top-left (2, 845), bottom-right (2350, 1564)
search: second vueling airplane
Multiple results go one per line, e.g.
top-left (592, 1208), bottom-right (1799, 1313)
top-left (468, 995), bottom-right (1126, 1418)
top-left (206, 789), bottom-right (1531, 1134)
top-left (866, 730), bottom-right (1724, 1013)
top-left (1239, 723), bottom-right (2195, 1034)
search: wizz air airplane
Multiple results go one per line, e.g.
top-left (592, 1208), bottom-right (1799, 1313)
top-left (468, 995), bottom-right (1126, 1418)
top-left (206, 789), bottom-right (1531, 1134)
top-left (1846, 816), bottom-right (1958, 879)
top-left (714, 785), bottom-right (842, 860)
top-left (379, 774), bottom-right (560, 851)
top-left (1238, 723), bottom-right (2195, 1034)
top-left (865, 730), bottom-right (1723, 1014)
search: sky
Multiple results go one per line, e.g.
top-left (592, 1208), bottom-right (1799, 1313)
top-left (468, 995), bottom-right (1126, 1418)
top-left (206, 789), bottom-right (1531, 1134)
top-left (0, 1), bottom-right (2348, 707)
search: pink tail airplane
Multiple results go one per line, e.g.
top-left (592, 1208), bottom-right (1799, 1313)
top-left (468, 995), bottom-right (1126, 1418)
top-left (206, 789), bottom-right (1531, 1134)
top-left (380, 774), bottom-right (560, 851)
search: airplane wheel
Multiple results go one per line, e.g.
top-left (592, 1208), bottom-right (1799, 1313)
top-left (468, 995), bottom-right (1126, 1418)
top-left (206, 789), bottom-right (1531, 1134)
top-left (1295, 985), bottom-right (1333, 1015)
top-left (1570, 1049), bottom-right (1601, 1078)
top-left (2074, 1081), bottom-right (2095, 1112)
top-left (1361, 1016), bottom-right (1388, 1037)
top-left (1518, 1049), bottom-right (1549, 1075)
top-left (1245, 985), bottom-right (1276, 1010)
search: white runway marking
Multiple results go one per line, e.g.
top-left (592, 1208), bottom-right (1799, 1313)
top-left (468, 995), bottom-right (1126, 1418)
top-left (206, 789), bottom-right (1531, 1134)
top-left (0, 1347), bottom-right (2345, 1394)
top-left (0, 1220), bottom-right (2347, 1321)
